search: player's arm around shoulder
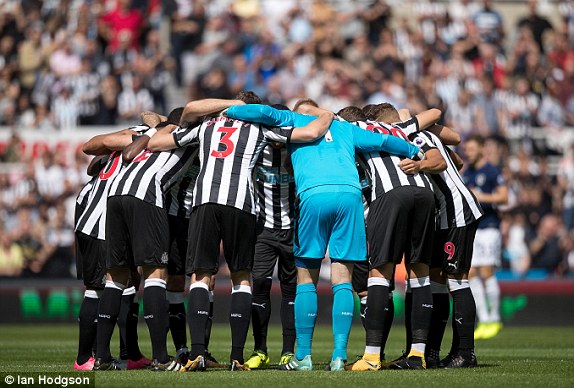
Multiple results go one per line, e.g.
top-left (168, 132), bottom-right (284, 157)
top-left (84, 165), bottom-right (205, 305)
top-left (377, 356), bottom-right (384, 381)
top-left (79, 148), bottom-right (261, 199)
top-left (399, 148), bottom-right (447, 175)
top-left (226, 104), bottom-right (296, 127)
top-left (351, 124), bottom-right (419, 158)
top-left (181, 98), bottom-right (244, 125)
top-left (82, 128), bottom-right (140, 155)
top-left (399, 134), bottom-right (446, 175)
top-left (290, 111), bottom-right (334, 143)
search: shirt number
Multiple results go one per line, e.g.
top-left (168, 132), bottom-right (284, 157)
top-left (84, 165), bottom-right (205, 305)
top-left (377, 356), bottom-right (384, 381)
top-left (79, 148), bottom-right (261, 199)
top-left (99, 152), bottom-right (120, 181)
top-left (211, 127), bottom-right (238, 158)
top-left (366, 124), bottom-right (408, 140)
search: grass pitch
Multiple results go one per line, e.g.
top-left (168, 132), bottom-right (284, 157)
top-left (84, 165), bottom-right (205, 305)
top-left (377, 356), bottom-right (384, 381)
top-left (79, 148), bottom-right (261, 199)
top-left (1, 323), bottom-right (573, 387)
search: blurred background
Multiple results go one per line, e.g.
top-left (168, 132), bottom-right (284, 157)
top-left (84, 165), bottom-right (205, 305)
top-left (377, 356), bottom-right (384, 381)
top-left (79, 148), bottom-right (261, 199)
top-left (0, 0), bottom-right (573, 325)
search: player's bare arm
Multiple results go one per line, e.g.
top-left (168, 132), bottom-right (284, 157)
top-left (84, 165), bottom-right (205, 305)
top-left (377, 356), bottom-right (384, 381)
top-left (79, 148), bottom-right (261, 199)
top-left (472, 184), bottom-right (508, 205)
top-left (448, 148), bottom-right (464, 171)
top-left (180, 98), bottom-right (245, 126)
top-left (398, 148), bottom-right (446, 175)
top-left (295, 103), bottom-right (331, 116)
top-left (414, 108), bottom-right (441, 129)
top-left (290, 111), bottom-right (335, 142)
top-left (82, 128), bottom-right (139, 155)
top-left (427, 124), bottom-right (461, 146)
top-left (86, 155), bottom-right (107, 176)
top-left (146, 124), bottom-right (184, 152)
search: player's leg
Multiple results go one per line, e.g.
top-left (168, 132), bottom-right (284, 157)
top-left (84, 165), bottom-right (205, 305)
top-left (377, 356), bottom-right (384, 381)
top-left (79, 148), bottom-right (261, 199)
top-left (167, 274), bottom-right (187, 361)
top-left (391, 187), bottom-right (435, 370)
top-left (74, 231), bottom-right (106, 370)
top-left (245, 227), bottom-right (277, 369)
top-left (166, 214), bottom-right (190, 364)
top-left (352, 261), bottom-right (369, 332)
top-left (468, 228), bottom-right (490, 339)
top-left (329, 261), bottom-right (355, 371)
top-left (204, 276), bottom-right (217, 364)
top-left (94, 196), bottom-right (131, 370)
top-left (277, 228), bottom-right (296, 365)
top-left (117, 270), bottom-right (149, 370)
top-left (353, 189), bottom-right (407, 371)
top-left (440, 221), bottom-right (479, 368)
top-left (94, 268), bottom-right (130, 370)
top-left (480, 264), bottom-right (502, 338)
top-left (183, 204), bottom-right (221, 372)
top-left (327, 190), bottom-right (367, 371)
top-left (280, 191), bottom-right (331, 371)
top-left (127, 197), bottom-right (172, 370)
top-left (282, 262), bottom-right (320, 371)
top-left (221, 204), bottom-right (257, 371)
top-left (425, 228), bottom-right (450, 368)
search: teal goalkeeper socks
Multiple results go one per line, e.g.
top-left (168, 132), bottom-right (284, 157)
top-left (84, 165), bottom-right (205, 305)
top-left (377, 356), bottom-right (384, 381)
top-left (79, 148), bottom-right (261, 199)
top-left (331, 282), bottom-right (354, 361)
top-left (295, 283), bottom-right (317, 360)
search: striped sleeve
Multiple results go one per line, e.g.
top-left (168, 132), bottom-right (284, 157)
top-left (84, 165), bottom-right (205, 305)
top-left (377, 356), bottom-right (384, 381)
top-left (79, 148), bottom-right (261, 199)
top-left (173, 124), bottom-right (200, 148)
top-left (393, 117), bottom-right (419, 136)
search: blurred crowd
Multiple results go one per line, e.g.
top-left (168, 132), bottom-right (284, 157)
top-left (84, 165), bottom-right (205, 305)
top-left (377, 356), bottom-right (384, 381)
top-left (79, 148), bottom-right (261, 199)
top-left (1, 0), bottom-right (574, 278)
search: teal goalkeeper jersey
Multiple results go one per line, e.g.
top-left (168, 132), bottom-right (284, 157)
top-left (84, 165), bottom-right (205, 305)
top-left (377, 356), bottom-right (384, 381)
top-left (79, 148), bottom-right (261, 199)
top-left (225, 104), bottom-right (420, 196)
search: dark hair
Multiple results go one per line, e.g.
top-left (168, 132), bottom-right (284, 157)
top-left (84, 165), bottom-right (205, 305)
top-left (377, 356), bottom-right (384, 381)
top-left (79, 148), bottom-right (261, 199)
top-left (293, 98), bottom-right (318, 112)
top-left (337, 106), bottom-right (366, 122)
top-left (271, 103), bottom-right (290, 111)
top-left (466, 134), bottom-right (485, 146)
top-left (234, 91), bottom-right (262, 104)
top-left (376, 102), bottom-right (400, 123)
top-left (362, 104), bottom-right (381, 120)
top-left (167, 107), bottom-right (184, 125)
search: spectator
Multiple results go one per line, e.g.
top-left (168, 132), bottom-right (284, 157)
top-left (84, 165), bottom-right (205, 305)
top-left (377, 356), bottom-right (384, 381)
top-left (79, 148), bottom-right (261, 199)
top-left (117, 75), bottom-right (154, 123)
top-left (0, 230), bottom-right (24, 277)
top-left (98, 0), bottom-right (145, 54)
top-left (517, 0), bottom-right (553, 53)
top-left (527, 214), bottom-right (569, 275)
top-left (558, 144), bottom-right (574, 232)
top-left (472, 0), bottom-right (505, 47)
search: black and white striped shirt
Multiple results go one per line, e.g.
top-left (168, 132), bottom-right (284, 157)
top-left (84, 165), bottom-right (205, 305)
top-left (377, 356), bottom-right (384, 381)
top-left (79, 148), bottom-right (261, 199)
top-left (75, 152), bottom-right (123, 239)
top-left (108, 142), bottom-right (197, 209)
top-left (413, 131), bottom-right (483, 229)
top-left (255, 144), bottom-right (296, 229)
top-left (174, 116), bottom-right (291, 215)
top-left (356, 118), bottom-right (434, 202)
top-left (76, 179), bottom-right (94, 207)
top-left (165, 154), bottom-right (200, 218)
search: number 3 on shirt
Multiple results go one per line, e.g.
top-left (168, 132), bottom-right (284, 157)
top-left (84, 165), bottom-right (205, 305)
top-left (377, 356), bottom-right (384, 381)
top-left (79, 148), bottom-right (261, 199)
top-left (211, 127), bottom-right (238, 158)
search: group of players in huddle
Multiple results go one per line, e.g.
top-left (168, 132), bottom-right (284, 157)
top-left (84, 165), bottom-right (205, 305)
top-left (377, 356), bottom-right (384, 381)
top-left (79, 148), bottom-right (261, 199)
top-left (73, 90), bottom-right (507, 372)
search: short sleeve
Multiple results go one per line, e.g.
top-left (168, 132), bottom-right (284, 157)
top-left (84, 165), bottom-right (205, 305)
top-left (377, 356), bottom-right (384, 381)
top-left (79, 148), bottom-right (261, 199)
top-left (393, 117), bottom-right (419, 136)
top-left (262, 126), bottom-right (292, 143)
top-left (173, 124), bottom-right (200, 148)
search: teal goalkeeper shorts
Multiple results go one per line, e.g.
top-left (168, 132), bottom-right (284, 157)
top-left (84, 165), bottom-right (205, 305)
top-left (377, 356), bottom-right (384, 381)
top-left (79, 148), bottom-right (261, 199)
top-left (294, 186), bottom-right (367, 268)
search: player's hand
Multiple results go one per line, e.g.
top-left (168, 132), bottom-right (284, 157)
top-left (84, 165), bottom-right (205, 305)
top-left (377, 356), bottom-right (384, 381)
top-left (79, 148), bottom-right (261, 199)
top-left (398, 159), bottom-right (421, 174)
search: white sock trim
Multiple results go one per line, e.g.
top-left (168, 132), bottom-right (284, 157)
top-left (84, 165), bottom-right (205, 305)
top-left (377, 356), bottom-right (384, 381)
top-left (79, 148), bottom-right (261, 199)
top-left (360, 296), bottom-right (368, 305)
top-left (365, 346), bottom-right (381, 355)
top-left (105, 280), bottom-right (126, 291)
top-left (189, 282), bottom-right (209, 292)
top-left (448, 278), bottom-right (470, 292)
top-left (430, 281), bottom-right (449, 294)
top-left (411, 343), bottom-right (426, 354)
top-left (166, 291), bottom-right (185, 304)
top-left (84, 290), bottom-right (100, 299)
top-left (122, 286), bottom-right (136, 296)
top-left (409, 276), bottom-right (430, 289)
top-left (209, 290), bottom-right (214, 302)
top-left (367, 277), bottom-right (390, 287)
top-left (232, 284), bottom-right (252, 294)
top-left (144, 278), bottom-right (166, 288)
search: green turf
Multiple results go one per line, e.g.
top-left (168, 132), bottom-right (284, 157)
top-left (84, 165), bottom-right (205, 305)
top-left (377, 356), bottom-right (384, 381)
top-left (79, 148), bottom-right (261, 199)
top-left (1, 323), bottom-right (573, 387)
